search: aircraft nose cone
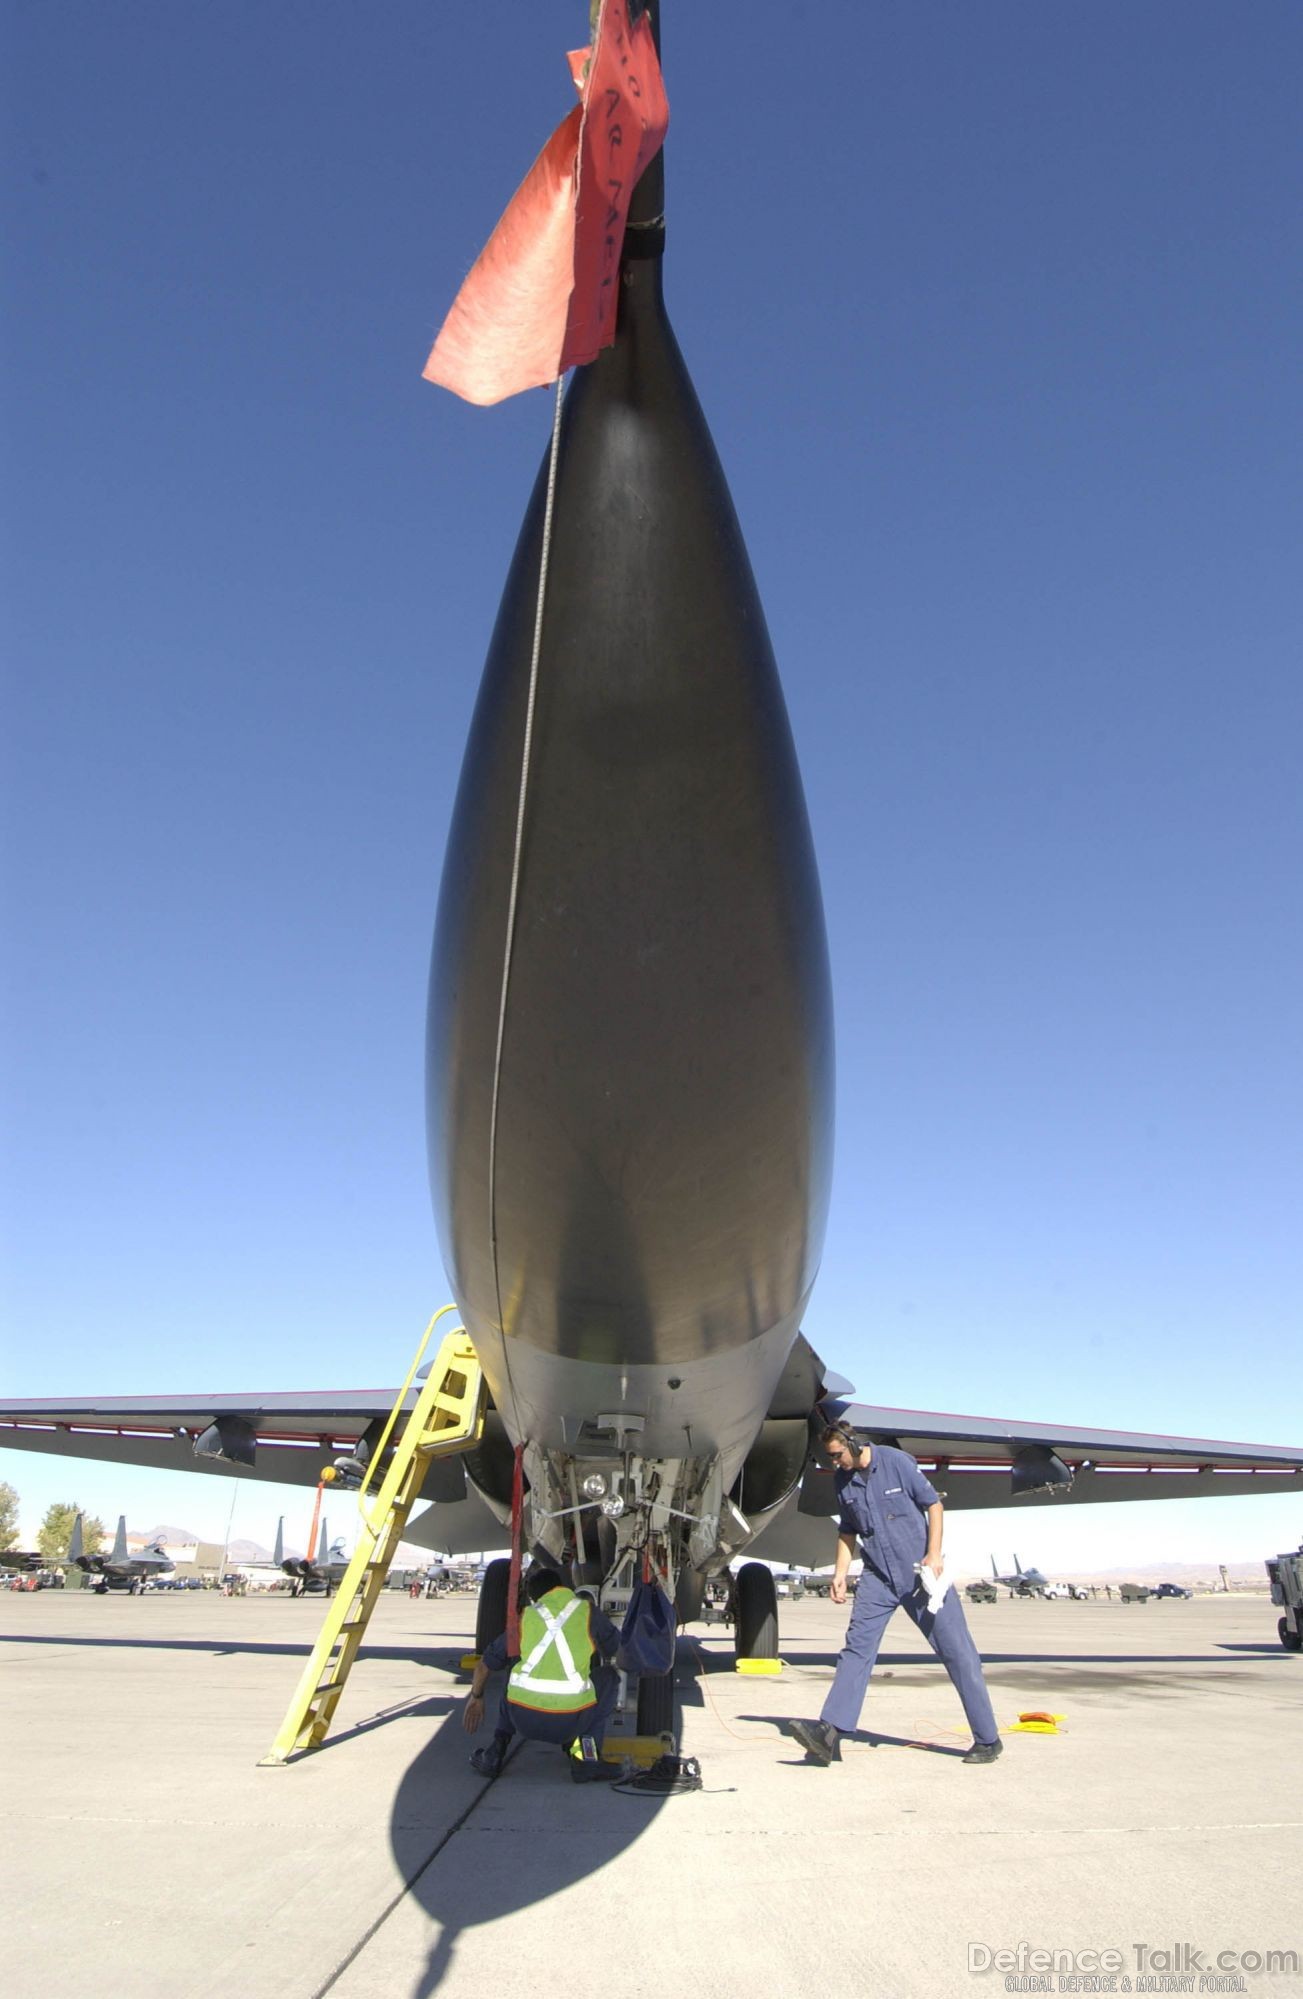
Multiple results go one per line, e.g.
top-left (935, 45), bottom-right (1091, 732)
top-left (427, 258), bottom-right (832, 1380)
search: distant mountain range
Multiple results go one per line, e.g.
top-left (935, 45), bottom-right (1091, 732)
top-left (1054, 1560), bottom-right (1273, 1585)
top-left (136, 1526), bottom-right (274, 1563)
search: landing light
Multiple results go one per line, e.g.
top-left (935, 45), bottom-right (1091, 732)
top-left (582, 1473), bottom-right (608, 1499)
top-left (600, 1495), bottom-right (625, 1519)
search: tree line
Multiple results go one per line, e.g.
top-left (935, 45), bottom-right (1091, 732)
top-left (0, 1482), bottom-right (107, 1560)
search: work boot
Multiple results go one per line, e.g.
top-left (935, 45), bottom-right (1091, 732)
top-left (470, 1738), bottom-right (507, 1779)
top-left (962, 1737), bottom-right (1004, 1765)
top-left (790, 1719), bottom-right (840, 1764)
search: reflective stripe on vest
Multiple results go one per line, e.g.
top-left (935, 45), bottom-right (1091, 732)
top-left (508, 1592), bottom-right (596, 1711)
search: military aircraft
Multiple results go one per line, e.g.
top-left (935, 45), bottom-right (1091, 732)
top-left (68, 1513), bottom-right (174, 1594)
top-left (991, 1553), bottom-right (1052, 1598)
top-left (2, 0), bottom-right (1301, 1728)
top-left (273, 1517), bottom-right (349, 1597)
top-left (0, 1550), bottom-right (45, 1576)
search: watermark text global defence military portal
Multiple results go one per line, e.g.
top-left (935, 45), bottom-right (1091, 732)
top-left (967, 1939), bottom-right (1299, 1992)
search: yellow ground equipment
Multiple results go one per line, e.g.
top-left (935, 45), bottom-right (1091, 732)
top-left (259, 1308), bottom-right (485, 1766)
top-left (598, 1730), bottom-right (675, 1769)
top-left (1007, 1711), bottom-right (1066, 1734)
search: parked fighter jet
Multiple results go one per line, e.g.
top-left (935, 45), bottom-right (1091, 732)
top-left (1, 0), bottom-right (1301, 1726)
top-left (0, 1550), bottom-right (45, 1575)
top-left (991, 1554), bottom-right (1052, 1598)
top-left (274, 1517), bottom-right (348, 1598)
top-left (69, 1514), bottom-right (174, 1594)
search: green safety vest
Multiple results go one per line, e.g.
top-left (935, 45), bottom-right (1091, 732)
top-left (507, 1588), bottom-right (598, 1714)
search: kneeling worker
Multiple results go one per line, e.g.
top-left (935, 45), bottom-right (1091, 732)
top-left (463, 1565), bottom-right (621, 1780)
top-left (791, 1424), bottom-right (1003, 1766)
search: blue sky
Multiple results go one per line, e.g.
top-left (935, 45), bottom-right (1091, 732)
top-left (2, 2), bottom-right (1300, 1569)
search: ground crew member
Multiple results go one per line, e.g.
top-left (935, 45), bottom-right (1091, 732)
top-left (790, 1424), bottom-right (1004, 1766)
top-left (463, 1565), bottom-right (621, 1781)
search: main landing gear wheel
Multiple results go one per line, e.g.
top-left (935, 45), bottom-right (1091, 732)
top-left (636, 1662), bottom-right (676, 1738)
top-left (475, 1557), bottom-right (512, 1654)
top-left (734, 1561), bottom-right (779, 1664)
top-left (1280, 1616), bottom-right (1302, 1653)
top-left (674, 1569), bottom-right (704, 1625)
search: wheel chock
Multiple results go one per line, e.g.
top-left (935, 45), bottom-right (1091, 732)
top-left (459, 1652), bottom-right (481, 1673)
top-left (599, 1733), bottom-right (673, 1768)
top-left (735, 1657), bottom-right (782, 1675)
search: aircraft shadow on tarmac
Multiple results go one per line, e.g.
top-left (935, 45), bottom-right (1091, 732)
top-left (379, 1657), bottom-right (701, 1998)
top-left (367, 1634), bottom-right (1290, 1992)
top-left (0, 1628), bottom-right (682, 1995)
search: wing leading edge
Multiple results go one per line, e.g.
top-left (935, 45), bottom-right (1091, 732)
top-left (0, 1389), bottom-right (402, 1487)
top-left (747, 1401), bottom-right (1303, 1568)
top-left (0, 1388), bottom-right (506, 1558)
top-left (823, 1399), bottom-right (1303, 1504)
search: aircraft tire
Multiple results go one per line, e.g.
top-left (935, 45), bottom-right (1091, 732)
top-left (734, 1561), bottom-right (779, 1661)
top-left (1279, 1616), bottom-right (1302, 1652)
top-left (475, 1558), bottom-right (512, 1654)
top-left (636, 1667), bottom-right (675, 1737)
top-left (674, 1569), bottom-right (704, 1624)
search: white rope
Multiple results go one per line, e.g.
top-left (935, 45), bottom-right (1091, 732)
top-left (487, 375), bottom-right (567, 1429)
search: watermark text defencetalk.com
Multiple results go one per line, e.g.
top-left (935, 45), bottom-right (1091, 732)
top-left (967, 1941), bottom-right (1299, 1991)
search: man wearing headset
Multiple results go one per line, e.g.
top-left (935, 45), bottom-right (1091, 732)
top-left (790, 1423), bottom-right (1003, 1766)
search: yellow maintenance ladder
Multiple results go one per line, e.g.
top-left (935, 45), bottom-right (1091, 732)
top-left (259, 1305), bottom-right (485, 1766)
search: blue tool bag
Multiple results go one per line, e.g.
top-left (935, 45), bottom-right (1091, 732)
top-left (616, 1577), bottom-right (676, 1676)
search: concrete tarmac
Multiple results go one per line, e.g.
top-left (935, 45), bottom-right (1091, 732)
top-left (1, 1589), bottom-right (1300, 1999)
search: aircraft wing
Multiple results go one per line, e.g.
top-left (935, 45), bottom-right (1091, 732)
top-left (747, 1400), bottom-right (1303, 1567)
top-left (0, 1387), bottom-right (507, 1557)
top-left (6, 1385), bottom-right (1301, 1571)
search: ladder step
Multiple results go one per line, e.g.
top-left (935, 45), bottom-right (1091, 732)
top-left (256, 1316), bottom-right (485, 1766)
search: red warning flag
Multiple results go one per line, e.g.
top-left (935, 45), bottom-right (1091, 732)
top-left (423, 0), bottom-right (668, 407)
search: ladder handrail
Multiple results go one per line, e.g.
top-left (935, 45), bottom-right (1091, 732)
top-left (356, 1301), bottom-right (460, 1531)
top-left (258, 1318), bottom-right (485, 1766)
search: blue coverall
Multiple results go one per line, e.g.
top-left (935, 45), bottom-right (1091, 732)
top-left (819, 1444), bottom-right (999, 1745)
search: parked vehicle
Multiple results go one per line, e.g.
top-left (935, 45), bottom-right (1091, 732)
top-left (1265, 1546), bottom-right (1303, 1652)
